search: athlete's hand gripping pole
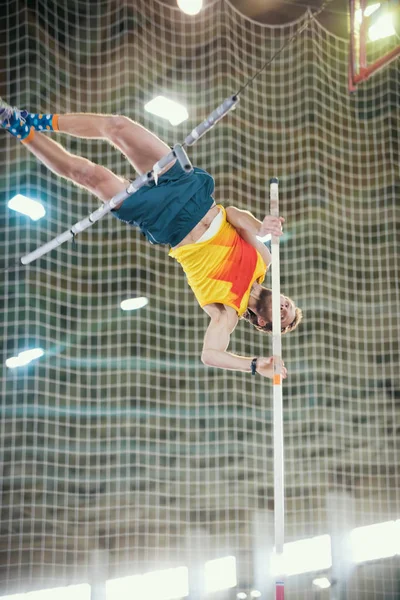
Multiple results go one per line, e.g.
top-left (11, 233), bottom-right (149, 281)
top-left (270, 177), bottom-right (285, 599)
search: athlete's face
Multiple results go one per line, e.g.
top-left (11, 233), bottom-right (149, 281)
top-left (255, 289), bottom-right (296, 329)
top-left (280, 295), bottom-right (296, 329)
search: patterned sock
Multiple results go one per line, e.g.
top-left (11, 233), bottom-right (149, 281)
top-left (23, 112), bottom-right (59, 132)
top-left (21, 128), bottom-right (35, 144)
top-left (0, 108), bottom-right (50, 140)
top-left (3, 116), bottom-right (33, 140)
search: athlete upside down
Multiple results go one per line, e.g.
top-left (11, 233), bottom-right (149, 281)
top-left (1, 99), bottom-right (302, 378)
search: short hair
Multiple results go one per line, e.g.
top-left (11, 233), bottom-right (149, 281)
top-left (241, 304), bottom-right (303, 335)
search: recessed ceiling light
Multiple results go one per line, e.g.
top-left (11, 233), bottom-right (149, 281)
top-left (144, 96), bottom-right (188, 126)
top-left (8, 194), bottom-right (46, 221)
top-left (120, 297), bottom-right (149, 311)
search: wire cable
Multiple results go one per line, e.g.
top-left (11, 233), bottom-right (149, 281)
top-left (235, 0), bottom-right (336, 96)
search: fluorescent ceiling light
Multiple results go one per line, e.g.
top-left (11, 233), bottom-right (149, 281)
top-left (120, 297), bottom-right (149, 311)
top-left (351, 520), bottom-right (400, 563)
top-left (107, 575), bottom-right (144, 599)
top-left (6, 348), bottom-right (44, 369)
top-left (205, 556), bottom-right (237, 593)
top-left (2, 584), bottom-right (90, 600)
top-left (271, 535), bottom-right (332, 576)
top-left (355, 3), bottom-right (380, 23)
top-left (142, 567), bottom-right (189, 600)
top-left (368, 13), bottom-right (396, 40)
top-left (107, 567), bottom-right (189, 600)
top-left (177, 0), bottom-right (203, 15)
top-left (8, 194), bottom-right (46, 221)
top-left (145, 96), bottom-right (189, 126)
top-left (365, 3), bottom-right (381, 17)
top-left (313, 577), bottom-right (331, 589)
top-left (354, 3), bottom-right (396, 40)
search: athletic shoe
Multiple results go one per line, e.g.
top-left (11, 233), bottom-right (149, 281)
top-left (0, 98), bottom-right (31, 139)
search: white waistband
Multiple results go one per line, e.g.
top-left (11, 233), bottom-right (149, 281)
top-left (195, 209), bottom-right (223, 243)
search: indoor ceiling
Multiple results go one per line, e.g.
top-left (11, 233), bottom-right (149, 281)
top-left (160, 0), bottom-right (350, 36)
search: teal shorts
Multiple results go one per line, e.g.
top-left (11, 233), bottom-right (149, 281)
top-left (112, 161), bottom-right (215, 246)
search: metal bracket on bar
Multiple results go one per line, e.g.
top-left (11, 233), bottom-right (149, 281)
top-left (173, 144), bottom-right (193, 173)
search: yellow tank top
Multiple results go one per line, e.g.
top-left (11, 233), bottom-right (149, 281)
top-left (169, 206), bottom-right (267, 316)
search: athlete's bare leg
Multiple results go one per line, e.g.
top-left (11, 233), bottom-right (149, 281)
top-left (1, 100), bottom-right (173, 198)
top-left (56, 114), bottom-right (172, 175)
top-left (23, 132), bottom-right (128, 203)
top-left (0, 99), bottom-right (172, 176)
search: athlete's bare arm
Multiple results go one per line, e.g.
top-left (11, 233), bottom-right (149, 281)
top-left (201, 303), bottom-right (287, 379)
top-left (225, 206), bottom-right (284, 266)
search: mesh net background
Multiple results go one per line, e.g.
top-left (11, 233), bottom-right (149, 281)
top-left (0, 0), bottom-right (399, 598)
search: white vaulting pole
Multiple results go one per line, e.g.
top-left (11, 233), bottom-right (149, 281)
top-left (270, 177), bottom-right (285, 600)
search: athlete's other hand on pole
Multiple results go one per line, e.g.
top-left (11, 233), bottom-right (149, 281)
top-left (258, 216), bottom-right (285, 237)
top-left (256, 357), bottom-right (287, 379)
